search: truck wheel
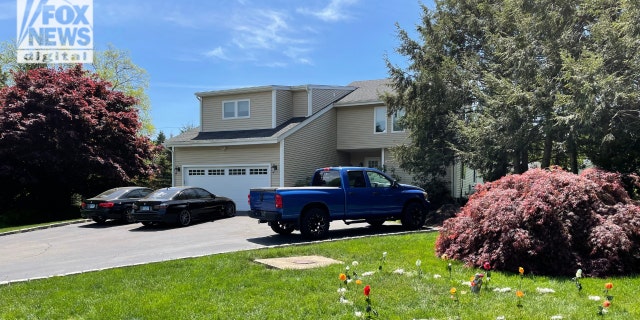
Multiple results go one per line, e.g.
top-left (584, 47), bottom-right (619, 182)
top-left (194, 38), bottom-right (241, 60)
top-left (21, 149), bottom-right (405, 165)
top-left (178, 209), bottom-right (192, 227)
top-left (270, 221), bottom-right (295, 235)
top-left (300, 207), bottom-right (330, 239)
top-left (401, 202), bottom-right (427, 230)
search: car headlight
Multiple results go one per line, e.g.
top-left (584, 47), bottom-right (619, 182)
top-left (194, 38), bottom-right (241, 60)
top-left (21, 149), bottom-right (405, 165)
top-left (422, 191), bottom-right (429, 200)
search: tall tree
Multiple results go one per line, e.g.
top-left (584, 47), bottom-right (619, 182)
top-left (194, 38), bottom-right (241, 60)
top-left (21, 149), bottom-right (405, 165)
top-left (0, 66), bottom-right (157, 217)
top-left (386, 0), bottom-right (640, 183)
top-left (90, 44), bottom-right (153, 135)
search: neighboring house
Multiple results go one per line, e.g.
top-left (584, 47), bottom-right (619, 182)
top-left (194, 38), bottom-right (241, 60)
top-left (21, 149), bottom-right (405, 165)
top-left (165, 79), bottom-right (481, 210)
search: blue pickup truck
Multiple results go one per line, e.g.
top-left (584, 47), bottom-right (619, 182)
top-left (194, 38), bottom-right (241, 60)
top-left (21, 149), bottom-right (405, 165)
top-left (248, 167), bottom-right (430, 238)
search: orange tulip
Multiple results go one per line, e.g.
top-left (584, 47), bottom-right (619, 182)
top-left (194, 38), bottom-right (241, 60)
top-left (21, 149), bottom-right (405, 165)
top-left (518, 267), bottom-right (524, 275)
top-left (603, 300), bottom-right (611, 308)
top-left (339, 273), bottom-right (347, 281)
top-left (516, 290), bottom-right (524, 298)
top-left (355, 279), bottom-right (362, 285)
top-left (605, 282), bottom-right (613, 290)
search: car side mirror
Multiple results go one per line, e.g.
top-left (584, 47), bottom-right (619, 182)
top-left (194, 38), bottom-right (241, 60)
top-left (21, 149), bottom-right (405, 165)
top-left (391, 180), bottom-right (399, 188)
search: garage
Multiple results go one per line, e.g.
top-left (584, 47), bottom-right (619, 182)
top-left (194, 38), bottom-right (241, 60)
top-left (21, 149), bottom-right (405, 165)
top-left (184, 166), bottom-right (271, 211)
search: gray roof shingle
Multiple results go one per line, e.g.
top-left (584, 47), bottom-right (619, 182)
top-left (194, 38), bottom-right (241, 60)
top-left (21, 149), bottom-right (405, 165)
top-left (335, 79), bottom-right (393, 106)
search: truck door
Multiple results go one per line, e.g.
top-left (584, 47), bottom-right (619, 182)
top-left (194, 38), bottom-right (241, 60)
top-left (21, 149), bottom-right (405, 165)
top-left (365, 170), bottom-right (404, 215)
top-left (344, 170), bottom-right (371, 218)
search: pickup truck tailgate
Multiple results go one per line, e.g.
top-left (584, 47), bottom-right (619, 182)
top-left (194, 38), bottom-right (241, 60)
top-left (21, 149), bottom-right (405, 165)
top-left (249, 187), bottom-right (278, 211)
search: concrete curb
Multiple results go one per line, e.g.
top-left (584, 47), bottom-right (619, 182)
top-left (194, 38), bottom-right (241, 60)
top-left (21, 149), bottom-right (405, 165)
top-left (0, 219), bottom-right (91, 237)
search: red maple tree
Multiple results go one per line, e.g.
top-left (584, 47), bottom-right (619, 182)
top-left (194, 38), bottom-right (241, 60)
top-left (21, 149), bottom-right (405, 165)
top-left (0, 66), bottom-right (158, 218)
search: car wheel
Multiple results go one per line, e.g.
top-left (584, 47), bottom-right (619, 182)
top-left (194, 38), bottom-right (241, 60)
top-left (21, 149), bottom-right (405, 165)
top-left (92, 217), bottom-right (106, 224)
top-left (269, 221), bottom-right (295, 235)
top-left (178, 209), bottom-right (192, 227)
top-left (400, 202), bottom-right (427, 230)
top-left (300, 207), bottom-right (330, 239)
top-left (122, 207), bottom-right (136, 223)
top-left (224, 203), bottom-right (236, 218)
top-left (366, 218), bottom-right (385, 227)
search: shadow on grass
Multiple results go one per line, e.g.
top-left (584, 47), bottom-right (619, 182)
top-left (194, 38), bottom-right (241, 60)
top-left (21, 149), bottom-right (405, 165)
top-left (246, 224), bottom-right (437, 247)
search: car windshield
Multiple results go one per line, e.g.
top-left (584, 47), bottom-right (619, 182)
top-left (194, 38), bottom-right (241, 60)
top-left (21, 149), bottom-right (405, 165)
top-left (93, 188), bottom-right (129, 199)
top-left (144, 188), bottom-right (182, 200)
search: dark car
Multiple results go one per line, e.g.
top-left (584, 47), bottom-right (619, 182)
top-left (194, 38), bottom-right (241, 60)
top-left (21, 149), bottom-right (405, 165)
top-left (81, 187), bottom-right (154, 224)
top-left (132, 186), bottom-right (236, 227)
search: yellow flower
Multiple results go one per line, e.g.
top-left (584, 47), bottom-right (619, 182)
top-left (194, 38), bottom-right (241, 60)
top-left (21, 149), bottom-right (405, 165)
top-left (339, 273), bottom-right (347, 281)
top-left (470, 276), bottom-right (476, 282)
top-left (516, 290), bottom-right (524, 298)
top-left (450, 287), bottom-right (457, 295)
top-left (355, 279), bottom-right (362, 285)
top-left (518, 267), bottom-right (524, 275)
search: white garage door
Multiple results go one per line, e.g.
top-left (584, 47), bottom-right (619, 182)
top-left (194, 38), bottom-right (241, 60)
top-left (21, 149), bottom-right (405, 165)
top-left (184, 166), bottom-right (270, 211)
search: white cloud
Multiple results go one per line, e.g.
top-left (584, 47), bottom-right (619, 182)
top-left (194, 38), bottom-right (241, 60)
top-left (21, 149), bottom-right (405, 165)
top-left (204, 46), bottom-right (229, 60)
top-left (297, 0), bottom-right (359, 22)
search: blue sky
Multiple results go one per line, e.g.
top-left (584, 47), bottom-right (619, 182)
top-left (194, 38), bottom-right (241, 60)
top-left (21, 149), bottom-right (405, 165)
top-left (1, 0), bottom-right (433, 137)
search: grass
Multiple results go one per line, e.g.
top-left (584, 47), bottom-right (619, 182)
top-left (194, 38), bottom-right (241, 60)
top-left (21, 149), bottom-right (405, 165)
top-left (0, 231), bottom-right (637, 319)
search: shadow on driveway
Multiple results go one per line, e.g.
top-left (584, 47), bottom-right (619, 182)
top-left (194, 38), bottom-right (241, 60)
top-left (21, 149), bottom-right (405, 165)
top-left (246, 224), bottom-right (437, 247)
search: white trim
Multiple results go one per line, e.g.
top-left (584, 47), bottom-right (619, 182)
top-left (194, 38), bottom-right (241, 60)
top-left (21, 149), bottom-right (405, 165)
top-left (279, 141), bottom-right (285, 187)
top-left (335, 100), bottom-right (384, 107)
top-left (307, 86), bottom-right (313, 117)
top-left (272, 89), bottom-right (277, 128)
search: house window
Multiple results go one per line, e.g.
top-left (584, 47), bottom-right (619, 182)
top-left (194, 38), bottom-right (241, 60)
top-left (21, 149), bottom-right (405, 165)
top-left (374, 107), bottom-right (387, 133)
top-left (250, 168), bottom-right (268, 175)
top-left (188, 169), bottom-right (205, 176)
top-left (229, 168), bottom-right (246, 175)
top-left (208, 169), bottom-right (225, 175)
top-left (222, 100), bottom-right (250, 119)
top-left (392, 109), bottom-right (406, 132)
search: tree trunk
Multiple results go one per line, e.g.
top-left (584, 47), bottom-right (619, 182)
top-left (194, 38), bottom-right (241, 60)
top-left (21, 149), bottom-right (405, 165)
top-left (541, 131), bottom-right (552, 169)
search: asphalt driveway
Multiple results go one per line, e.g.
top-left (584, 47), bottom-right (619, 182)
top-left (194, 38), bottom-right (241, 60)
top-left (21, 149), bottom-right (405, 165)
top-left (0, 212), bottom-right (427, 284)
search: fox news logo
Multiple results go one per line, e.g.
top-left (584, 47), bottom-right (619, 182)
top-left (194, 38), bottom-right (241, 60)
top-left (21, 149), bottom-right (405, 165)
top-left (17, 0), bottom-right (93, 63)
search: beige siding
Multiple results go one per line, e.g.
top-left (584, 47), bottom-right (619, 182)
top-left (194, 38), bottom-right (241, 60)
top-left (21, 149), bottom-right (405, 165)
top-left (173, 144), bottom-right (280, 186)
top-left (311, 89), bottom-right (354, 114)
top-left (275, 90), bottom-right (293, 127)
top-left (201, 91), bottom-right (273, 132)
top-left (337, 105), bottom-right (410, 150)
top-left (282, 109), bottom-right (348, 186)
top-left (292, 90), bottom-right (308, 117)
top-left (450, 160), bottom-right (484, 198)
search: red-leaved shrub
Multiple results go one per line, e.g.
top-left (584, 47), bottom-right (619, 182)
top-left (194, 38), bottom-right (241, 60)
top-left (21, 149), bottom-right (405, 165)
top-left (435, 167), bottom-right (640, 277)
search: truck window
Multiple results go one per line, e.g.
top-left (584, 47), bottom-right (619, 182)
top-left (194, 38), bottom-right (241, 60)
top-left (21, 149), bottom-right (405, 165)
top-left (312, 170), bottom-right (342, 187)
top-left (347, 171), bottom-right (366, 188)
top-left (366, 171), bottom-right (392, 188)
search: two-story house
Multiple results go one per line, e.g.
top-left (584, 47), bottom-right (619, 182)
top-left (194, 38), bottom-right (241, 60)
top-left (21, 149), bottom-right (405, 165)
top-left (165, 79), bottom-right (481, 210)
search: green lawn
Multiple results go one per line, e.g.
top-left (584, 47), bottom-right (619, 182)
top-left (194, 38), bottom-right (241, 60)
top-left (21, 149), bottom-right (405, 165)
top-left (0, 232), bottom-right (636, 319)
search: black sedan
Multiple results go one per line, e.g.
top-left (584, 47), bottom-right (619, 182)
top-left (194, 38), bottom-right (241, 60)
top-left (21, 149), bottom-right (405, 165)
top-left (132, 186), bottom-right (236, 227)
top-left (81, 187), bottom-right (154, 224)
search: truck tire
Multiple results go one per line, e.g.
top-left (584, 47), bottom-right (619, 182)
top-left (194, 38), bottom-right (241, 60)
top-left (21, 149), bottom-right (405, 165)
top-left (401, 202), bottom-right (427, 230)
top-left (300, 207), bottom-right (330, 239)
top-left (270, 221), bottom-right (295, 235)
